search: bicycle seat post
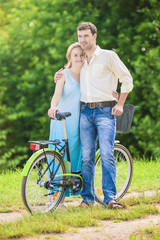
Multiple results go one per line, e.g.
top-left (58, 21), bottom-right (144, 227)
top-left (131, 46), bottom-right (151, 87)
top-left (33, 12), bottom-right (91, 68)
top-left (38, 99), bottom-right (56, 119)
top-left (62, 119), bottom-right (67, 140)
top-left (61, 118), bottom-right (72, 172)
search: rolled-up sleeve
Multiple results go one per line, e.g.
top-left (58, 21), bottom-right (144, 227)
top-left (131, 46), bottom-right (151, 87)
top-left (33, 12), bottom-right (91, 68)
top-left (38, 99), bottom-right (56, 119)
top-left (109, 51), bottom-right (133, 93)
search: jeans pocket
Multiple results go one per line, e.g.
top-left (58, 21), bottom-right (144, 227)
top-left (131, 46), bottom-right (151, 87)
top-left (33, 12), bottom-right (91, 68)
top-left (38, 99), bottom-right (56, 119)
top-left (80, 104), bottom-right (86, 113)
top-left (98, 107), bottom-right (111, 114)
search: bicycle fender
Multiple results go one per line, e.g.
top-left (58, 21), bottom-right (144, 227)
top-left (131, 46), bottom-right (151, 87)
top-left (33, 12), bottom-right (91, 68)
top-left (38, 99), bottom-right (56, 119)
top-left (95, 149), bottom-right (100, 162)
top-left (21, 148), bottom-right (68, 176)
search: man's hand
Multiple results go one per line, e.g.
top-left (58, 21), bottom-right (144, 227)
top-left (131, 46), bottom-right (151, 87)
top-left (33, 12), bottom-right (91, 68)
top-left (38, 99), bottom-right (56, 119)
top-left (111, 104), bottom-right (123, 116)
top-left (112, 92), bottom-right (128, 116)
top-left (112, 90), bottom-right (119, 101)
top-left (54, 68), bottom-right (64, 83)
top-left (48, 108), bottom-right (59, 118)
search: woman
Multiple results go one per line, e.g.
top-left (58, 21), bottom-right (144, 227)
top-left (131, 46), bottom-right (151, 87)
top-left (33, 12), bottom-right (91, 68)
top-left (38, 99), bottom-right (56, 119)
top-left (48, 43), bottom-right (85, 203)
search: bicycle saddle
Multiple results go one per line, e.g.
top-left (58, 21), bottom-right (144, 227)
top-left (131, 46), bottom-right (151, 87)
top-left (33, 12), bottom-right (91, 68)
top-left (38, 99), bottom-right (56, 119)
top-left (55, 112), bottom-right (71, 120)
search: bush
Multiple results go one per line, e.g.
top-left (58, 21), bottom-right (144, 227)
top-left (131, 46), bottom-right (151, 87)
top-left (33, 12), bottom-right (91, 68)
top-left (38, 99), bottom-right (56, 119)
top-left (0, 0), bottom-right (160, 169)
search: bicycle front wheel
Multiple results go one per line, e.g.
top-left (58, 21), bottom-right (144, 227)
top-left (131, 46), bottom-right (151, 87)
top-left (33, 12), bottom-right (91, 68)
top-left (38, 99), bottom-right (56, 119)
top-left (22, 151), bottom-right (66, 213)
top-left (95, 144), bottom-right (133, 204)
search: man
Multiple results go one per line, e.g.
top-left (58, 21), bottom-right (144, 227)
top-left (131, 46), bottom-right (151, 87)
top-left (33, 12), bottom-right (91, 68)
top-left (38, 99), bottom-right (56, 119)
top-left (77, 22), bottom-right (133, 209)
top-left (55, 22), bottom-right (133, 209)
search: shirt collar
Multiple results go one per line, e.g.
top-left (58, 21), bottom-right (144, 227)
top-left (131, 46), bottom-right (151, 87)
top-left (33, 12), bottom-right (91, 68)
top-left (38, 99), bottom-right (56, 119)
top-left (93, 45), bottom-right (101, 56)
top-left (84, 46), bottom-right (101, 65)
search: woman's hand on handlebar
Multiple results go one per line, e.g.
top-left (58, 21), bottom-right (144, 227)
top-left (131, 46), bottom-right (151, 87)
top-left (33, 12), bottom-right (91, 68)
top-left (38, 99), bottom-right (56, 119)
top-left (48, 108), bottom-right (60, 118)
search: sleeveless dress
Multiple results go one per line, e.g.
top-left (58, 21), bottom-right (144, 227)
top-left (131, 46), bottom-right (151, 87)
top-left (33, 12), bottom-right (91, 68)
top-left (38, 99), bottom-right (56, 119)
top-left (49, 69), bottom-right (81, 196)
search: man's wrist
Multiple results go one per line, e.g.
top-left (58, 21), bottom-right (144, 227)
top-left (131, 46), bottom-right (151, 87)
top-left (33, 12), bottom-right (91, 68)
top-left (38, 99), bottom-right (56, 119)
top-left (117, 92), bottom-right (128, 106)
top-left (116, 101), bottom-right (124, 107)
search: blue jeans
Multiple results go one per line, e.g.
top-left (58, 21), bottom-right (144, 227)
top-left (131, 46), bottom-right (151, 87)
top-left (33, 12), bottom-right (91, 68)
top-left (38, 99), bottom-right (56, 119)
top-left (80, 105), bottom-right (116, 205)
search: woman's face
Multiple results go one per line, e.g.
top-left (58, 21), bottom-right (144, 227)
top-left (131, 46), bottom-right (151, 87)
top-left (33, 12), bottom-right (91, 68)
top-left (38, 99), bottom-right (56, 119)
top-left (70, 47), bottom-right (85, 67)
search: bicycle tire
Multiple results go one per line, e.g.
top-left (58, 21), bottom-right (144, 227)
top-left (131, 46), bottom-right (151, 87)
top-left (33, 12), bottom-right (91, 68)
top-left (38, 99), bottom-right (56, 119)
top-left (22, 151), bottom-right (66, 213)
top-left (95, 144), bottom-right (133, 204)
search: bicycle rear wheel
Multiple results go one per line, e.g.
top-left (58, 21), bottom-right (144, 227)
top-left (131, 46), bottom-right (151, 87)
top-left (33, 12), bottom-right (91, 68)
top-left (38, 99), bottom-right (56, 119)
top-left (95, 144), bottom-right (133, 204)
top-left (22, 151), bottom-right (66, 213)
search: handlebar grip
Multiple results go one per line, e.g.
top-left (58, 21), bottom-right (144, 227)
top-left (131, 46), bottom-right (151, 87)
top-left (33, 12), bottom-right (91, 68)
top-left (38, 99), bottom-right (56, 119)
top-left (55, 112), bottom-right (71, 120)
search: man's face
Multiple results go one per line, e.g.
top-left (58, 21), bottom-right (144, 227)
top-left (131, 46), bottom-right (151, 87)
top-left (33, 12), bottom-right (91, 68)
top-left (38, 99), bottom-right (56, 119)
top-left (77, 29), bottom-right (96, 51)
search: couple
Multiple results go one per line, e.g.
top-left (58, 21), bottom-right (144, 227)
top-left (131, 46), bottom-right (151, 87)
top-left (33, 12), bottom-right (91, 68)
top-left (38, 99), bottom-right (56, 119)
top-left (48, 22), bottom-right (133, 209)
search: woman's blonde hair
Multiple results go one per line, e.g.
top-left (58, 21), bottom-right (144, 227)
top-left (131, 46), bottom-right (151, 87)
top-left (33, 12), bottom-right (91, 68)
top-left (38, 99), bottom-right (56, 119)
top-left (65, 42), bottom-right (83, 69)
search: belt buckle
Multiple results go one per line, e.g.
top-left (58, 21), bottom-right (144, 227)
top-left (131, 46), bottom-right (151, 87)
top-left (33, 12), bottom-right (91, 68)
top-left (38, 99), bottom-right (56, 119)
top-left (90, 102), bottom-right (96, 108)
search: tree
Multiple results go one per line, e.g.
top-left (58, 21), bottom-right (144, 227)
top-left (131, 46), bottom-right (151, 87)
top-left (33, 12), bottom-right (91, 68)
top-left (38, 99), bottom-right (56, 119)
top-left (0, 0), bottom-right (100, 169)
top-left (0, 0), bottom-right (160, 169)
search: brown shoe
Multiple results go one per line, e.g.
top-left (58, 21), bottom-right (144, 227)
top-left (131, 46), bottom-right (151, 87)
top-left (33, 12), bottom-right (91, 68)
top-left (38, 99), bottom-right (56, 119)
top-left (79, 201), bottom-right (90, 207)
top-left (106, 200), bottom-right (123, 209)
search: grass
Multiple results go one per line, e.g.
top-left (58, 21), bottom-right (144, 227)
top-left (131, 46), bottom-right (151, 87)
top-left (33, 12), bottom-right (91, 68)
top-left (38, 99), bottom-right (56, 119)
top-left (0, 158), bottom-right (160, 238)
top-left (129, 159), bottom-right (160, 192)
top-left (0, 203), bottom-right (159, 239)
top-left (0, 169), bottom-right (24, 212)
top-left (129, 224), bottom-right (160, 240)
top-left (0, 159), bottom-right (160, 213)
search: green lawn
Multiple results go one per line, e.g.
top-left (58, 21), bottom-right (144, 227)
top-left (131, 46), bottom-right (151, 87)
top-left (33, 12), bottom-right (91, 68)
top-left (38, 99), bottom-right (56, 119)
top-left (1, 159), bottom-right (160, 212)
top-left (0, 159), bottom-right (160, 239)
top-left (129, 159), bottom-right (160, 192)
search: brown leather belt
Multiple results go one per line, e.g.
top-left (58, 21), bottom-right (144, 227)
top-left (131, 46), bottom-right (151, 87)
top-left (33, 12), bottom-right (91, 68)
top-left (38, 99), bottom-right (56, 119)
top-left (81, 101), bottom-right (116, 109)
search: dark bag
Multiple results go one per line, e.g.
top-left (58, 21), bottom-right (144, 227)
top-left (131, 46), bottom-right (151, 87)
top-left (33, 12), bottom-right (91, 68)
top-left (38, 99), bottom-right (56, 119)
top-left (116, 104), bottom-right (136, 133)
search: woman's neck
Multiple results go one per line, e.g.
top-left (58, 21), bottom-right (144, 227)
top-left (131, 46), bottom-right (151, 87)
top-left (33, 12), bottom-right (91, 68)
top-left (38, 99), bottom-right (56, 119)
top-left (68, 67), bottom-right (80, 82)
top-left (70, 65), bottom-right (81, 75)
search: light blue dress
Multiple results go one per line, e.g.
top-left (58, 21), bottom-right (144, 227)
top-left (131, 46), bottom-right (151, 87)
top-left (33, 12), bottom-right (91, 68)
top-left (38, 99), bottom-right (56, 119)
top-left (49, 70), bottom-right (81, 195)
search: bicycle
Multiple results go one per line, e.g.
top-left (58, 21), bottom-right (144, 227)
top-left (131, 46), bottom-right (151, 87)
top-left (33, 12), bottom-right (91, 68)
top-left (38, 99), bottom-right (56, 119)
top-left (21, 111), bottom-right (133, 213)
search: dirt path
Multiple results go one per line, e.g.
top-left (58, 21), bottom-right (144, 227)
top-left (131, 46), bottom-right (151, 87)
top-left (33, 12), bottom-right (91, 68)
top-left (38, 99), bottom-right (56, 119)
top-left (1, 210), bottom-right (160, 240)
top-left (0, 211), bottom-right (27, 223)
top-left (0, 191), bottom-right (160, 240)
top-left (41, 213), bottom-right (160, 240)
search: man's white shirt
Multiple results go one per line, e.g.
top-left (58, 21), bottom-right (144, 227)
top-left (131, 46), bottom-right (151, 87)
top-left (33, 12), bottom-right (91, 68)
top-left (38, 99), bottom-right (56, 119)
top-left (80, 46), bottom-right (133, 103)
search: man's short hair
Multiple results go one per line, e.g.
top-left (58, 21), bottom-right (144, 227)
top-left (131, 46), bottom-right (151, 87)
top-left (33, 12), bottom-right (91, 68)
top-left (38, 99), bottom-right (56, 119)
top-left (77, 22), bottom-right (97, 35)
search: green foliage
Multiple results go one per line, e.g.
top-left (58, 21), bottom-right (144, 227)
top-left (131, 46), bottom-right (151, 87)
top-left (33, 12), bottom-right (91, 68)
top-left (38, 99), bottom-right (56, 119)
top-left (0, 0), bottom-right (160, 169)
top-left (116, 0), bottom-right (160, 157)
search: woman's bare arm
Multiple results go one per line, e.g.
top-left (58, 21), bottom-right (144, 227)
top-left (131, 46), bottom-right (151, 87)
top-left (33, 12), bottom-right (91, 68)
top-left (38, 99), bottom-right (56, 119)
top-left (48, 73), bottom-right (65, 118)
